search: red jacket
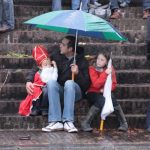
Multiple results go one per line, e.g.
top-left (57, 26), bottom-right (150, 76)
top-left (18, 72), bottom-right (45, 116)
top-left (87, 66), bottom-right (117, 93)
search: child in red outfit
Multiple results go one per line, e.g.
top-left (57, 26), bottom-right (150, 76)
top-left (18, 45), bottom-right (58, 116)
top-left (81, 53), bottom-right (128, 132)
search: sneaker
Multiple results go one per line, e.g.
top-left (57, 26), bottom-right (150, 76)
top-left (64, 121), bottom-right (78, 133)
top-left (120, 2), bottom-right (128, 7)
top-left (42, 122), bottom-right (64, 132)
top-left (0, 25), bottom-right (14, 33)
top-left (88, 1), bottom-right (101, 9)
top-left (94, 1), bottom-right (102, 7)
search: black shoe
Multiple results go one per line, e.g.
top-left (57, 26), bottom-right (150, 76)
top-left (30, 110), bottom-right (41, 116)
top-left (41, 110), bottom-right (48, 116)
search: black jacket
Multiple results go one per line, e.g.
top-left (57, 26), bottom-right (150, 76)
top-left (26, 49), bottom-right (90, 93)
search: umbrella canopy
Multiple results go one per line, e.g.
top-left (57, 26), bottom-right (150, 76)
top-left (24, 10), bottom-right (127, 41)
top-left (101, 58), bottom-right (114, 120)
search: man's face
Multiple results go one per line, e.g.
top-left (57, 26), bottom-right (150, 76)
top-left (59, 38), bottom-right (72, 55)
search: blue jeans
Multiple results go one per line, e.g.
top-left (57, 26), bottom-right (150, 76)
top-left (47, 80), bottom-right (82, 122)
top-left (143, 0), bottom-right (150, 10)
top-left (72, 0), bottom-right (89, 12)
top-left (110, 0), bottom-right (119, 10)
top-left (52, 0), bottom-right (62, 11)
top-left (0, 0), bottom-right (14, 29)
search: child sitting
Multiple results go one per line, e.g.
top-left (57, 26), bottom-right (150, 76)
top-left (81, 53), bottom-right (128, 132)
top-left (18, 45), bottom-right (58, 116)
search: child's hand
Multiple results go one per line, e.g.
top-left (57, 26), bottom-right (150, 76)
top-left (52, 61), bottom-right (57, 67)
top-left (105, 68), bottom-right (112, 74)
top-left (100, 89), bottom-right (104, 93)
top-left (26, 82), bottom-right (34, 95)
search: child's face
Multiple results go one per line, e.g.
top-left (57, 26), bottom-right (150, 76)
top-left (96, 54), bottom-right (107, 68)
top-left (41, 58), bottom-right (51, 69)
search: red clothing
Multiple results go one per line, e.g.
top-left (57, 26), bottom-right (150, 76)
top-left (18, 72), bottom-right (45, 116)
top-left (87, 66), bottom-right (117, 93)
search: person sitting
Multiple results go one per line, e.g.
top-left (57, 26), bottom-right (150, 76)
top-left (26, 36), bottom-right (90, 133)
top-left (81, 52), bottom-right (128, 132)
top-left (110, 0), bottom-right (131, 19)
top-left (19, 45), bottom-right (58, 116)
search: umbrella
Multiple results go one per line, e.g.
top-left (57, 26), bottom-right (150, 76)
top-left (24, 10), bottom-right (126, 41)
top-left (24, 8), bottom-right (127, 79)
top-left (100, 58), bottom-right (114, 131)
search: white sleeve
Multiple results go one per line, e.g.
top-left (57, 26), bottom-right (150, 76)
top-left (52, 67), bottom-right (58, 81)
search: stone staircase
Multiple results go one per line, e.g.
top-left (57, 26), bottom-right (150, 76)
top-left (0, 0), bottom-right (149, 130)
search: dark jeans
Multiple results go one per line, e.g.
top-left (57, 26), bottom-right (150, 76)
top-left (32, 86), bottom-right (49, 112)
top-left (110, 0), bottom-right (119, 10)
top-left (86, 92), bottom-right (119, 110)
top-left (146, 102), bottom-right (150, 128)
top-left (143, 0), bottom-right (150, 10)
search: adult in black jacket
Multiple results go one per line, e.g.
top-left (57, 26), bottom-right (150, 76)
top-left (26, 36), bottom-right (90, 133)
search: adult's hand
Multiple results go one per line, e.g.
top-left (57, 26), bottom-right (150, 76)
top-left (71, 64), bottom-right (79, 75)
top-left (26, 82), bottom-right (34, 95)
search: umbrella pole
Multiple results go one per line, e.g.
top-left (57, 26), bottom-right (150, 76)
top-left (72, 30), bottom-right (78, 80)
top-left (99, 119), bottom-right (104, 131)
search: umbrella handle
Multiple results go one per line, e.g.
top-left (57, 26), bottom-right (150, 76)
top-left (72, 72), bottom-right (75, 81)
top-left (99, 120), bottom-right (104, 131)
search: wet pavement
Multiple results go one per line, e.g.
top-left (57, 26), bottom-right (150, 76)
top-left (0, 129), bottom-right (150, 150)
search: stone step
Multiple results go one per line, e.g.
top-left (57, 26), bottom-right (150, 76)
top-left (0, 30), bottom-right (146, 44)
top-left (0, 55), bottom-right (148, 70)
top-left (1, 83), bottom-right (150, 99)
top-left (0, 114), bottom-right (146, 129)
top-left (0, 43), bottom-right (146, 56)
top-left (14, 17), bottom-right (147, 31)
top-left (117, 70), bottom-right (150, 84)
top-left (1, 69), bottom-right (150, 84)
top-left (14, 5), bottom-right (143, 19)
top-left (116, 84), bottom-right (150, 99)
top-left (0, 99), bottom-right (148, 115)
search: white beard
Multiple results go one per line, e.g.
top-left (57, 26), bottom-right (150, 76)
top-left (40, 67), bottom-right (55, 83)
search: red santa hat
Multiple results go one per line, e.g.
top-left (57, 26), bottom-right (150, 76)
top-left (32, 45), bottom-right (49, 66)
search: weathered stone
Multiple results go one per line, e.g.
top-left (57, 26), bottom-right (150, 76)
top-left (0, 99), bottom-right (148, 115)
top-left (1, 84), bottom-right (150, 99)
top-left (1, 69), bottom-right (150, 84)
top-left (0, 30), bottom-right (146, 44)
top-left (0, 43), bottom-right (146, 56)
